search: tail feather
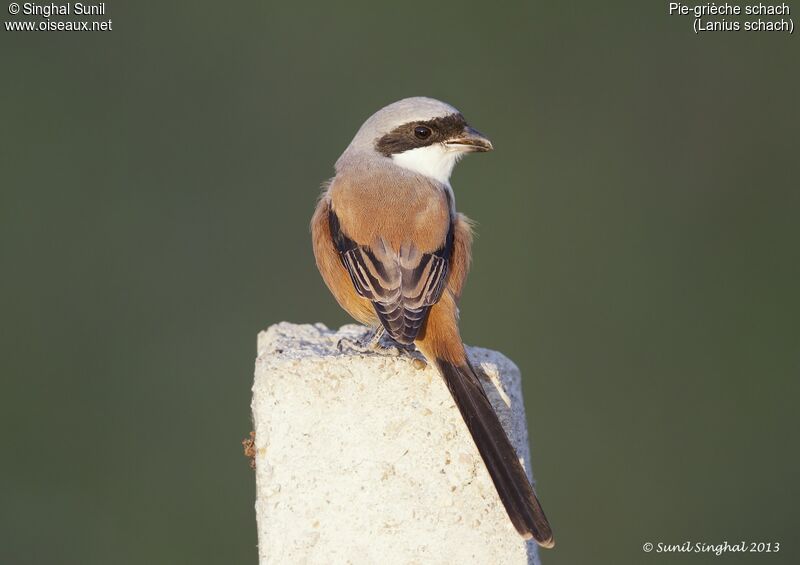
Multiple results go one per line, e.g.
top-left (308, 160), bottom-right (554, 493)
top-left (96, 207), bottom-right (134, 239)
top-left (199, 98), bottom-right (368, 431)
top-left (435, 358), bottom-right (554, 548)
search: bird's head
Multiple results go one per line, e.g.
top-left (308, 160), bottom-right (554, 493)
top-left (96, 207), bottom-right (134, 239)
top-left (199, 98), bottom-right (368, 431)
top-left (339, 97), bottom-right (493, 186)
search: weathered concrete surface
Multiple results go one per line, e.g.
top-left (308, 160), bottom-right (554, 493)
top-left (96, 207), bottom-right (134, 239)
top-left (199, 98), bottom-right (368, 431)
top-left (252, 322), bottom-right (542, 565)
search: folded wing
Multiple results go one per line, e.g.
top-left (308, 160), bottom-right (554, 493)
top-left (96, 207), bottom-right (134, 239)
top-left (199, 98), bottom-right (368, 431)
top-left (329, 209), bottom-right (452, 344)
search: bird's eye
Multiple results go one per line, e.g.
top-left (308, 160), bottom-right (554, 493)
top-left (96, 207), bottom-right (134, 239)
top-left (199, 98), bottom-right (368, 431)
top-left (414, 126), bottom-right (432, 139)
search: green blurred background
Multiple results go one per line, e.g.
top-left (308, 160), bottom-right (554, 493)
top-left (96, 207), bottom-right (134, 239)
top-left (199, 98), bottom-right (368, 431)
top-left (2, 2), bottom-right (798, 563)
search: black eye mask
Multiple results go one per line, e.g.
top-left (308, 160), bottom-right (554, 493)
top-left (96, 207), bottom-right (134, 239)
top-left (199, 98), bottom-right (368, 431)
top-left (374, 113), bottom-right (467, 157)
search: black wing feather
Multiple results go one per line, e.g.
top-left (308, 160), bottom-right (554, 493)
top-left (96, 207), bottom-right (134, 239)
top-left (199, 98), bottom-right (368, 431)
top-left (329, 208), bottom-right (452, 344)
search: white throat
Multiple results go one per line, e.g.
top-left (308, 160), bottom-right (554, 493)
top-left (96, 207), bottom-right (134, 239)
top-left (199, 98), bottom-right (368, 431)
top-left (391, 144), bottom-right (462, 185)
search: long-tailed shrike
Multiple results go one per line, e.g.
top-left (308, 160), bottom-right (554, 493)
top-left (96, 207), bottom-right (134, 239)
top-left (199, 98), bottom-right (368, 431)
top-left (311, 97), bottom-right (553, 547)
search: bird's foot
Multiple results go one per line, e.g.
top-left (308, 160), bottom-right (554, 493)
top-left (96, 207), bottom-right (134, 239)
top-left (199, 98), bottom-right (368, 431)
top-left (337, 327), bottom-right (427, 369)
top-left (410, 356), bottom-right (428, 370)
top-left (337, 326), bottom-right (387, 354)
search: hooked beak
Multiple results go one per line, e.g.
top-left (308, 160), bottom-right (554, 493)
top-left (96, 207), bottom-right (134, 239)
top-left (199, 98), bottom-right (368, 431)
top-left (444, 125), bottom-right (493, 152)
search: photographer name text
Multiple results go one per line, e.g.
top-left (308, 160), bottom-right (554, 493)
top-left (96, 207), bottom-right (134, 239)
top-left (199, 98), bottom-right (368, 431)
top-left (18, 2), bottom-right (104, 17)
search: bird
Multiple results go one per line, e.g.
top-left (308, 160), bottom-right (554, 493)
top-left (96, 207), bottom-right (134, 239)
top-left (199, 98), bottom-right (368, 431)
top-left (310, 96), bottom-right (554, 547)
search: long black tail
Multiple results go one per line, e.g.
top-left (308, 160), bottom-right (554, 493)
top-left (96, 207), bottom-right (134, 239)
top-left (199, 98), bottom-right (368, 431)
top-left (435, 358), bottom-right (554, 547)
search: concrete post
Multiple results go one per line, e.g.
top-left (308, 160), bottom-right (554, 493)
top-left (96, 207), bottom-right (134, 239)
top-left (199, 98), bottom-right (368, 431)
top-left (252, 322), bottom-right (543, 565)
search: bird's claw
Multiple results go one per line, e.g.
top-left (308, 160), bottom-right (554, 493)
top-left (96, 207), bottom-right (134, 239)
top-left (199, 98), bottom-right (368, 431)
top-left (337, 327), bottom-right (386, 353)
top-left (337, 327), bottom-right (426, 368)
